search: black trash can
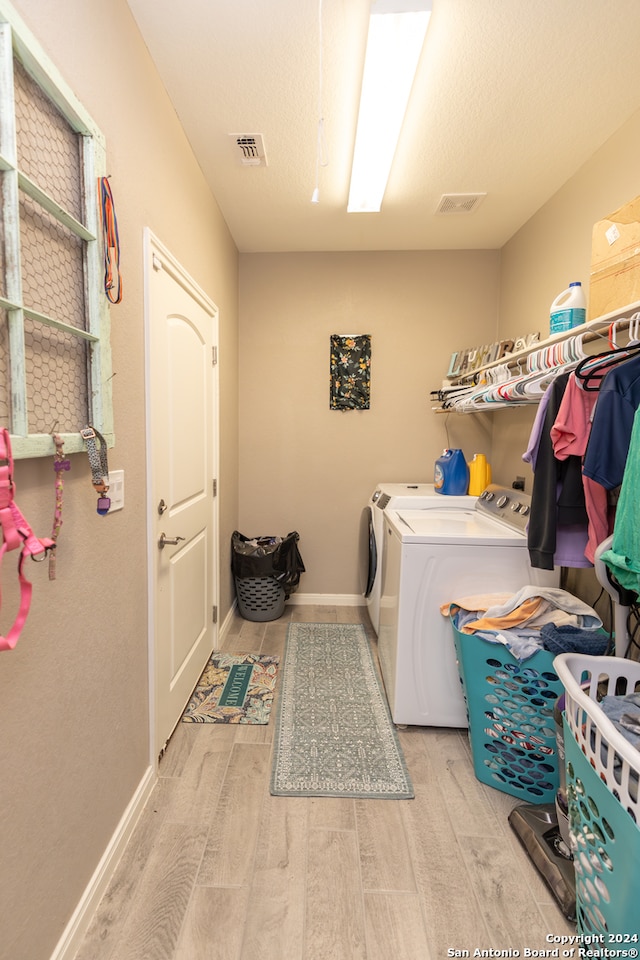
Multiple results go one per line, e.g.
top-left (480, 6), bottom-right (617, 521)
top-left (231, 530), bottom-right (305, 622)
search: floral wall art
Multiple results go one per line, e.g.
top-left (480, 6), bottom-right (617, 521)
top-left (329, 334), bottom-right (371, 411)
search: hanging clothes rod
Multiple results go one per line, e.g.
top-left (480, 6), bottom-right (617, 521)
top-left (431, 303), bottom-right (640, 415)
top-left (449, 304), bottom-right (640, 387)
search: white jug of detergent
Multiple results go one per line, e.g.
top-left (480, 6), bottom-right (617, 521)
top-left (549, 281), bottom-right (586, 335)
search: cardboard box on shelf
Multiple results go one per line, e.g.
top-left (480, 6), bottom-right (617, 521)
top-left (589, 195), bottom-right (640, 319)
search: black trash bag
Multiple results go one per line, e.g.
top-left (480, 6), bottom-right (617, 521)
top-left (231, 530), bottom-right (305, 595)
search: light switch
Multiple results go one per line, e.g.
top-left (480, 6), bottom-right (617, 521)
top-left (108, 469), bottom-right (125, 512)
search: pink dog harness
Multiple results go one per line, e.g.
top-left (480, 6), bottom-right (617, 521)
top-left (0, 428), bottom-right (55, 651)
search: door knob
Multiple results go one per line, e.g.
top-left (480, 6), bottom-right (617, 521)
top-left (158, 532), bottom-right (185, 549)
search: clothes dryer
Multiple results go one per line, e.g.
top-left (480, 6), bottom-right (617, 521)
top-left (360, 483), bottom-right (474, 635)
top-left (378, 485), bottom-right (559, 727)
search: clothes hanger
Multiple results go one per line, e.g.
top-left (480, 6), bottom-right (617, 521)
top-left (628, 311), bottom-right (640, 344)
top-left (462, 335), bottom-right (583, 407)
top-left (492, 356), bottom-right (539, 402)
top-left (608, 318), bottom-right (623, 349)
top-left (514, 333), bottom-right (586, 399)
top-left (574, 342), bottom-right (640, 390)
top-left (453, 364), bottom-right (504, 409)
top-left (455, 361), bottom-right (524, 410)
top-left (574, 317), bottom-right (640, 390)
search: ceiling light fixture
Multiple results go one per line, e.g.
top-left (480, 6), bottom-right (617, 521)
top-left (312, 0), bottom-right (328, 203)
top-left (347, 0), bottom-right (432, 214)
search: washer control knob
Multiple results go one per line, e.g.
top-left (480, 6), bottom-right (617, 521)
top-left (484, 491), bottom-right (495, 501)
top-left (519, 504), bottom-right (530, 516)
top-left (496, 495), bottom-right (509, 508)
top-left (510, 501), bottom-right (521, 512)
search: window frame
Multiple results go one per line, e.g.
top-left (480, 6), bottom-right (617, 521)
top-left (0, 0), bottom-right (113, 459)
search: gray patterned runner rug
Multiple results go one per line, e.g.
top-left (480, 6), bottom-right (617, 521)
top-left (270, 622), bottom-right (414, 799)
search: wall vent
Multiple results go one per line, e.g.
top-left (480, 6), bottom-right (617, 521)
top-left (436, 192), bottom-right (486, 215)
top-left (230, 133), bottom-right (268, 167)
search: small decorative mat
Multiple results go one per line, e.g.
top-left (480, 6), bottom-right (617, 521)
top-left (270, 623), bottom-right (414, 798)
top-left (182, 653), bottom-right (279, 724)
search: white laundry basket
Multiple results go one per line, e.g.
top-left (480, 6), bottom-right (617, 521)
top-left (553, 653), bottom-right (640, 937)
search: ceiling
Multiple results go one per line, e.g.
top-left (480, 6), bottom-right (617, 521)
top-left (126, 0), bottom-right (640, 254)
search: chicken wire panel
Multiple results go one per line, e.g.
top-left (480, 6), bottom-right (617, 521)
top-left (0, 311), bottom-right (9, 425)
top-left (24, 316), bottom-right (88, 433)
top-left (0, 173), bottom-right (7, 301)
top-left (19, 191), bottom-right (86, 329)
top-left (13, 58), bottom-right (84, 223)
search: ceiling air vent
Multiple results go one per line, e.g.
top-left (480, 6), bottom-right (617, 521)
top-left (436, 193), bottom-right (486, 215)
top-left (230, 133), bottom-right (268, 167)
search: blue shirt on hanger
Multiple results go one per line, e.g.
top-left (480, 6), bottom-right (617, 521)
top-left (582, 353), bottom-right (640, 490)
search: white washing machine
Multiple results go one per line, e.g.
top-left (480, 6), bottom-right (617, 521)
top-left (378, 484), bottom-right (559, 728)
top-left (360, 482), bottom-right (474, 635)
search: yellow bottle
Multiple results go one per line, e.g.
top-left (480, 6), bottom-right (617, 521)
top-left (467, 453), bottom-right (492, 496)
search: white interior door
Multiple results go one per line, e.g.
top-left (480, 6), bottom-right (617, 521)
top-left (146, 232), bottom-right (219, 756)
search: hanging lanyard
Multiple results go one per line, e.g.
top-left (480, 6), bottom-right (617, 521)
top-left (80, 425), bottom-right (111, 515)
top-left (99, 176), bottom-right (123, 304)
top-left (49, 433), bottom-right (70, 580)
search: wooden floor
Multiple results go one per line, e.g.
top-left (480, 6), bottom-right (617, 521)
top-left (75, 605), bottom-right (576, 960)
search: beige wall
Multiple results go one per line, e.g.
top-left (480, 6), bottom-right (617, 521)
top-left (238, 251), bottom-right (500, 596)
top-left (0, 2), bottom-right (239, 958)
top-left (3, 0), bottom-right (640, 955)
top-left (491, 107), bottom-right (640, 614)
top-left (493, 106), bottom-right (640, 486)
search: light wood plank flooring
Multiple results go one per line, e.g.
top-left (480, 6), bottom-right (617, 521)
top-left (75, 605), bottom-right (576, 960)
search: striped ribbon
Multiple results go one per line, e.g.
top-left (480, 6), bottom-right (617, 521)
top-left (99, 176), bottom-right (123, 304)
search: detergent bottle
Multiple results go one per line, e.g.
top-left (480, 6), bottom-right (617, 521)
top-left (467, 453), bottom-right (492, 496)
top-left (434, 448), bottom-right (469, 495)
top-left (549, 282), bottom-right (586, 335)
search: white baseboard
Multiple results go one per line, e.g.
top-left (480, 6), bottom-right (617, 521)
top-left (219, 597), bottom-right (238, 639)
top-left (49, 765), bottom-right (156, 960)
top-left (286, 592), bottom-right (366, 607)
top-left (227, 592), bottom-right (365, 612)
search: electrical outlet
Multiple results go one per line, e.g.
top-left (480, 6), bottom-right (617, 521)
top-left (108, 469), bottom-right (125, 511)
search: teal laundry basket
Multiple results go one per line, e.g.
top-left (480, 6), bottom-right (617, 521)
top-left (555, 653), bottom-right (640, 938)
top-left (451, 617), bottom-right (562, 803)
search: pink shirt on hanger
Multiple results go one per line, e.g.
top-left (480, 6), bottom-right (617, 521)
top-left (550, 373), bottom-right (612, 563)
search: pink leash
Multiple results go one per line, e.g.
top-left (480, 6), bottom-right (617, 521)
top-left (0, 428), bottom-right (55, 651)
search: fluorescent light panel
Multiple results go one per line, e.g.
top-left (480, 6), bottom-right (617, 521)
top-left (348, 1), bottom-right (431, 213)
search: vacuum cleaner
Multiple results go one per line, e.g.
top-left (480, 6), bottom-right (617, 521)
top-left (508, 693), bottom-right (576, 922)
